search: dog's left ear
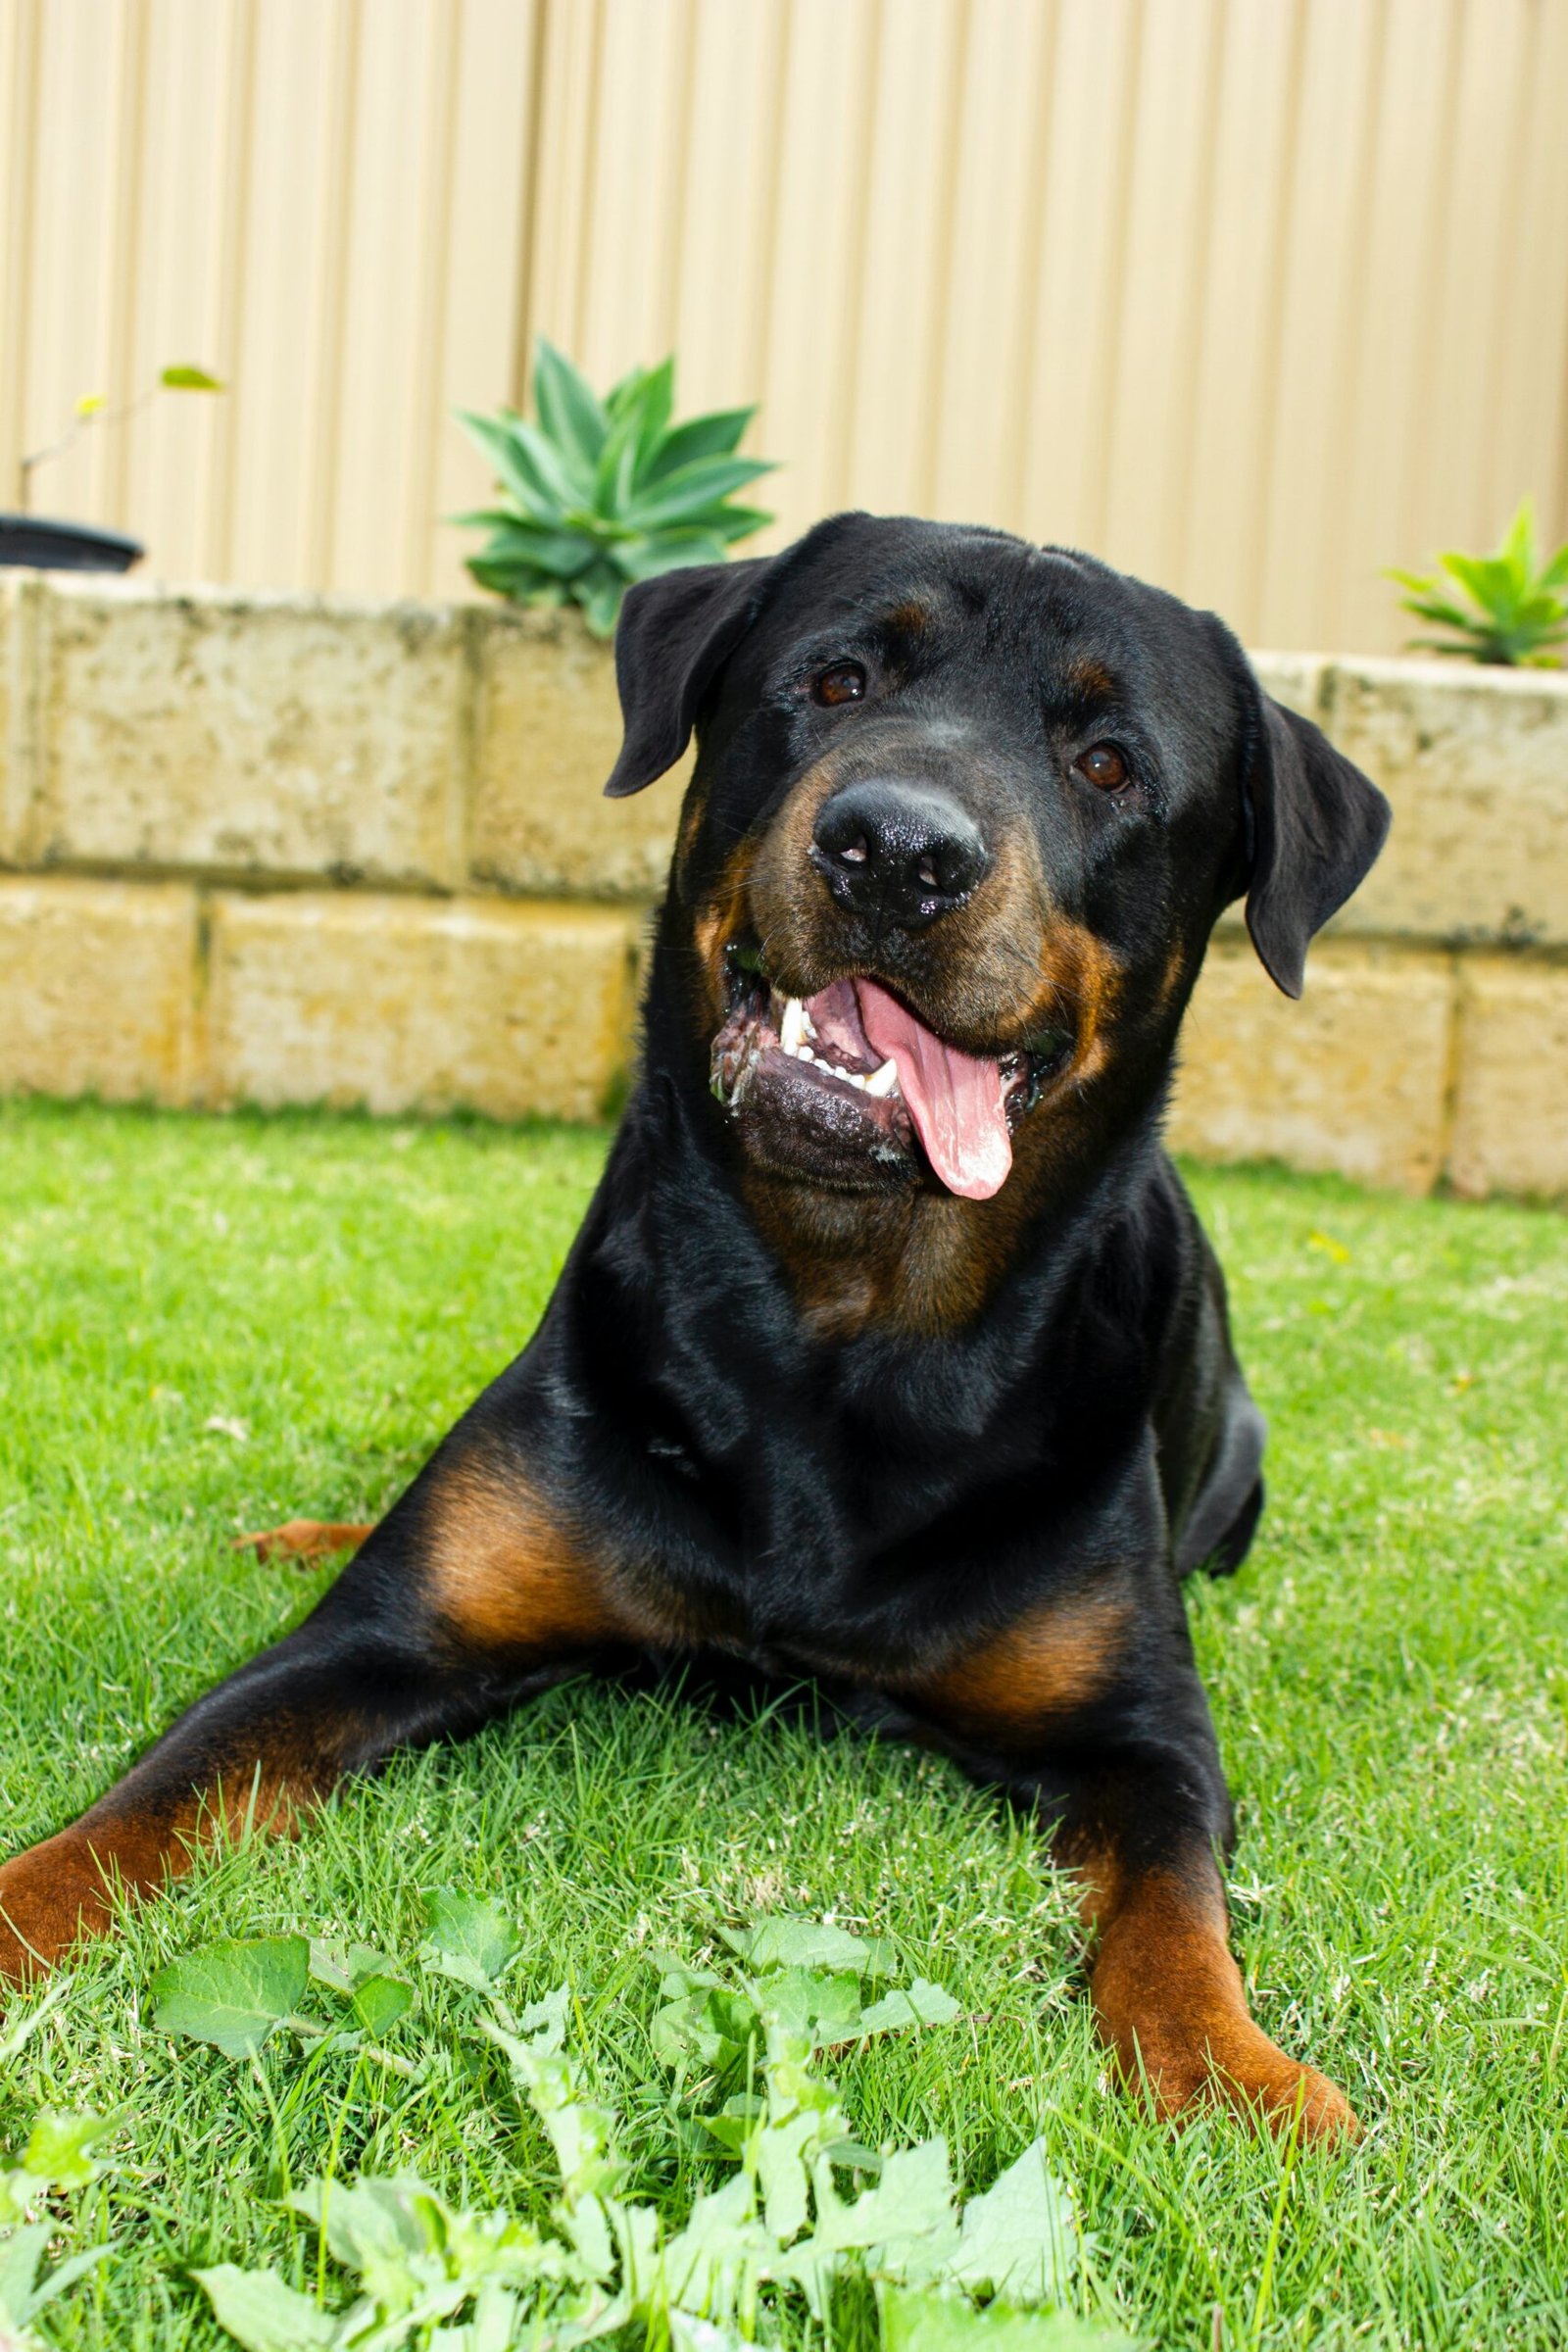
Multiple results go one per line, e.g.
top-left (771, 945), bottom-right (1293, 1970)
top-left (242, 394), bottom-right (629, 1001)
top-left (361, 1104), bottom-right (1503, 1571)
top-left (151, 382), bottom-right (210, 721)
top-left (604, 558), bottom-right (774, 798)
top-left (1243, 695), bottom-right (1392, 999)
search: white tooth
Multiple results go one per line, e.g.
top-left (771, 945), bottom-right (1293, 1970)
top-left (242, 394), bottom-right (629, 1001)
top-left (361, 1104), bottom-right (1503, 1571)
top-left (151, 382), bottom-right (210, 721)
top-left (865, 1057), bottom-right (900, 1098)
top-left (780, 997), bottom-right (806, 1054)
top-left (833, 1063), bottom-right (851, 1081)
top-left (849, 1072), bottom-right (867, 1090)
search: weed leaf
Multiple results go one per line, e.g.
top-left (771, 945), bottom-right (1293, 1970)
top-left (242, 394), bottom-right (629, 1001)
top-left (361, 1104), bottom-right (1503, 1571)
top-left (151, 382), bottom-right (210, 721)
top-left (880, 2286), bottom-right (1138, 2351)
top-left (352, 1974), bottom-right (415, 2037)
top-left (151, 1936), bottom-right (309, 2057)
top-left (18, 2109), bottom-right (117, 2192)
top-left (721, 1919), bottom-right (897, 1976)
top-left (191, 2264), bottom-right (341, 2350)
top-left (308, 1939), bottom-right (398, 1995)
top-left (858, 1978), bottom-right (963, 2036)
top-left (914, 2138), bottom-right (1079, 2305)
top-left (418, 1889), bottom-right (522, 1992)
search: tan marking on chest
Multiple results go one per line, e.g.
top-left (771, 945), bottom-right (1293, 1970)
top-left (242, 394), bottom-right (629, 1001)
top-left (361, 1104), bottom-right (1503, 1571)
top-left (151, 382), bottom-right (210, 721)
top-left (422, 1453), bottom-right (624, 1654)
top-left (909, 1586), bottom-right (1132, 1740)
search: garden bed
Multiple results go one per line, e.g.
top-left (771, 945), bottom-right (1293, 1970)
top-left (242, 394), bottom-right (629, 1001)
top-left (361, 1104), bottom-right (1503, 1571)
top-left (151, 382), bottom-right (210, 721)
top-left (1, 1101), bottom-right (1564, 2348)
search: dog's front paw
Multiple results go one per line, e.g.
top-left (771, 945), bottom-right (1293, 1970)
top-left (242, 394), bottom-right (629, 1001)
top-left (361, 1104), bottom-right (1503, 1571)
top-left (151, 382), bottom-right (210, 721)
top-left (0, 1831), bottom-right (114, 1986)
top-left (1099, 1997), bottom-right (1358, 2143)
top-left (1092, 1913), bottom-right (1360, 2146)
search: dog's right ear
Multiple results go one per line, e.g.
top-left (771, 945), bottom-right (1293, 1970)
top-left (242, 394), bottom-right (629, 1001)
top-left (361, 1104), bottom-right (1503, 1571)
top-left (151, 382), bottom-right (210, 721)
top-left (604, 559), bottom-right (773, 798)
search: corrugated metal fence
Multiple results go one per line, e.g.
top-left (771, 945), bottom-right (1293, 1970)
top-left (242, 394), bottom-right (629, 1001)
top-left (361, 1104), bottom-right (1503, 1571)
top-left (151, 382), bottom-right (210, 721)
top-left (3, 0), bottom-right (1566, 650)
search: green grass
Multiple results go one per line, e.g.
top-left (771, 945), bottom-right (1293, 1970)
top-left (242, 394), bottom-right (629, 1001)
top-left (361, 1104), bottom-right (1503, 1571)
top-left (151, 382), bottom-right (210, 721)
top-left (0, 1097), bottom-right (1565, 2350)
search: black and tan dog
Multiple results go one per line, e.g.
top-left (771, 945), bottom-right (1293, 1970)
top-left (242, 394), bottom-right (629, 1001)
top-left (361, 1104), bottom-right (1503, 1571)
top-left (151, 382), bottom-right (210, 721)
top-left (0, 514), bottom-right (1388, 2141)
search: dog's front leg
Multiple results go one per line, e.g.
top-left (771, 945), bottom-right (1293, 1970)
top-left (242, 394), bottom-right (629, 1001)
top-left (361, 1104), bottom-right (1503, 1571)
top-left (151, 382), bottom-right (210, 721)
top-left (0, 1432), bottom-right (633, 1984)
top-left (1054, 1763), bottom-right (1356, 2144)
top-left (912, 1592), bottom-right (1358, 2144)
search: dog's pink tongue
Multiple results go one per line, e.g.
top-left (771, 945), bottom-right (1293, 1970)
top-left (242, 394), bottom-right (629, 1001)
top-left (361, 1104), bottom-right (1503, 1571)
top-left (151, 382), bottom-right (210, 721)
top-left (855, 979), bottom-right (1012, 1200)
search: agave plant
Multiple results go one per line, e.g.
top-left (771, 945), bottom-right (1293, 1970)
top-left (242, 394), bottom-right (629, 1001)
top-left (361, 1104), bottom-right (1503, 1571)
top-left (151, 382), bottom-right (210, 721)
top-left (1390, 498), bottom-right (1568, 667)
top-left (455, 342), bottom-right (776, 636)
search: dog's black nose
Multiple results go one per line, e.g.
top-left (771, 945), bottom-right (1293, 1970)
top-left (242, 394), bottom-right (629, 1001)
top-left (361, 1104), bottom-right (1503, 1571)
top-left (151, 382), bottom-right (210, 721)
top-left (811, 779), bottom-right (989, 929)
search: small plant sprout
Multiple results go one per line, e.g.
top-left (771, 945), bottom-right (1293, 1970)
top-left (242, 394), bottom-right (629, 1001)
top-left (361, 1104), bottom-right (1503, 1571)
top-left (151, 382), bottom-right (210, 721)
top-left (17, 364), bottom-right (224, 510)
top-left (455, 339), bottom-right (777, 636)
top-left (1389, 497), bottom-right (1568, 666)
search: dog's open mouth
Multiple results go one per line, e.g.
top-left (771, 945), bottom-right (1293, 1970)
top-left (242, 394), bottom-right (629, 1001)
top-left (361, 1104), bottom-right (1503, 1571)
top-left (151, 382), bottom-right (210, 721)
top-left (711, 949), bottom-right (1071, 1200)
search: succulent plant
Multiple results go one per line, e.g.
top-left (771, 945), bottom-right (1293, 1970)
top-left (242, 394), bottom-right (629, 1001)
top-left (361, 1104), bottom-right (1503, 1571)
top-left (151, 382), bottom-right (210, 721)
top-left (455, 341), bottom-right (776, 636)
top-left (1390, 498), bottom-right (1568, 667)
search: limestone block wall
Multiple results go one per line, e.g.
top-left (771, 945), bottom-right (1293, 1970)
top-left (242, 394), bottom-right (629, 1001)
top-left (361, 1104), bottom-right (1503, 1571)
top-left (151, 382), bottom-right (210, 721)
top-left (3, 572), bottom-right (1565, 1199)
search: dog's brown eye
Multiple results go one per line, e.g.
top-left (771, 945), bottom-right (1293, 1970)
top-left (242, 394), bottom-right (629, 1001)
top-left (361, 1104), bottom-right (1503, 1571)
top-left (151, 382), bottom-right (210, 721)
top-left (812, 662), bottom-right (867, 707)
top-left (1076, 742), bottom-right (1129, 791)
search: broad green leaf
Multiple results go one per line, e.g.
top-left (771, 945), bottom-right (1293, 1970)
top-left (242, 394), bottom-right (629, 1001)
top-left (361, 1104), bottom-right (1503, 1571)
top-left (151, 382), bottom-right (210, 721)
top-left (465, 552), bottom-right (566, 602)
top-left (480, 2006), bottom-right (624, 2202)
top-left (755, 2106), bottom-right (817, 2240)
top-left (20, 2108), bottom-right (117, 2190)
top-left (578, 564), bottom-right (625, 637)
top-left (649, 1986), bottom-right (751, 2073)
top-left (612, 529), bottom-right (728, 582)
top-left (640, 407), bottom-right (756, 485)
top-left (160, 363), bottom-right (224, 391)
top-left (604, 359), bottom-right (659, 427)
top-left (456, 410), bottom-right (570, 522)
top-left (288, 2173), bottom-right (447, 2317)
top-left (755, 1966), bottom-right (863, 2043)
top-left (911, 2138), bottom-right (1079, 2305)
top-left (814, 2135), bottom-right (957, 2256)
top-left (352, 1973), bottom-right (414, 2036)
top-left (624, 455), bottom-right (776, 532)
top-left (628, 355), bottom-right (675, 460)
top-left (710, 503), bottom-right (773, 544)
top-left (428, 2278), bottom-right (526, 2350)
top-left (858, 1979), bottom-right (962, 2036)
top-left (308, 1939), bottom-right (397, 1994)
top-left (1499, 496), bottom-right (1537, 574)
top-left (472, 521), bottom-right (601, 579)
top-left (419, 1887), bottom-right (521, 1990)
top-left (191, 2264), bottom-right (341, 2351)
top-left (661, 2172), bottom-right (773, 2317)
top-left (650, 1951), bottom-right (727, 2000)
top-left (722, 1918), bottom-right (897, 1976)
top-left (151, 1936), bottom-right (309, 2057)
top-left (593, 409), bottom-right (643, 513)
top-left (879, 2287), bottom-right (1138, 2352)
top-left (531, 339), bottom-right (609, 484)
top-left (0, 2220), bottom-right (55, 2331)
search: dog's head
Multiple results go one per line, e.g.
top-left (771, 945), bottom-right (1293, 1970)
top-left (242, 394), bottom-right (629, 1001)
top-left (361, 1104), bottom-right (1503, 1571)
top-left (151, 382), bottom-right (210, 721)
top-left (609, 514), bottom-right (1389, 1205)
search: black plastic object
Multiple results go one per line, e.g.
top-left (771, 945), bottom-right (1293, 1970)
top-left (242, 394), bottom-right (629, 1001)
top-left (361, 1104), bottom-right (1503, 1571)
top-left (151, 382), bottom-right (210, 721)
top-left (0, 513), bottom-right (143, 571)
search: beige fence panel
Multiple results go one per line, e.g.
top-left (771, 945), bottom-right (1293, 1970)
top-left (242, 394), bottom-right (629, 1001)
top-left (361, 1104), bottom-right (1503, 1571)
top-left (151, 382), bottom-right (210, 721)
top-left (2, 0), bottom-right (1566, 645)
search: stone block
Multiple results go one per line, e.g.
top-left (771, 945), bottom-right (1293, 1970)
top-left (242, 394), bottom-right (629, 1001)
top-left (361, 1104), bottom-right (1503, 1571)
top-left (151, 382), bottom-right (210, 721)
top-left (0, 877), bottom-right (198, 1103)
top-left (1168, 938), bottom-right (1453, 1194)
top-left (207, 891), bottom-right (640, 1123)
top-left (26, 579), bottom-right (467, 887)
top-left (1447, 957), bottom-right (1568, 1200)
top-left (1248, 651), bottom-right (1331, 724)
top-left (469, 605), bottom-right (687, 900)
top-left (1323, 656), bottom-right (1568, 947)
top-left (0, 576), bottom-right (14, 859)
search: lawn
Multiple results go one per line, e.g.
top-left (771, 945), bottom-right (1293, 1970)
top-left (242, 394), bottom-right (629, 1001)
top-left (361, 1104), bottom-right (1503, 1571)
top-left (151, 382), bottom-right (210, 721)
top-left (0, 1098), bottom-right (1564, 2350)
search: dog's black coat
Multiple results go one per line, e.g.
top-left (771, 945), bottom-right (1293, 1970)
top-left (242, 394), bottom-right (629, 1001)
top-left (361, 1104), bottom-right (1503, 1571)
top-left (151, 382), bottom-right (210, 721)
top-left (0, 515), bottom-right (1389, 2135)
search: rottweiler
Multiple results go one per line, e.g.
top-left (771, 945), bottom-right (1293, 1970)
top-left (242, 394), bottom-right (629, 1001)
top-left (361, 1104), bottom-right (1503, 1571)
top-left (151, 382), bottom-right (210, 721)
top-left (0, 514), bottom-right (1389, 2141)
